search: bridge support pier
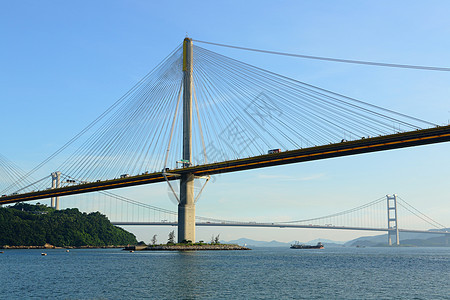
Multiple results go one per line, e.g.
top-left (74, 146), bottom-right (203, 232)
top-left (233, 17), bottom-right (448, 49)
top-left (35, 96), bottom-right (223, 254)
top-left (177, 37), bottom-right (196, 243)
top-left (386, 194), bottom-right (399, 245)
top-left (178, 173), bottom-right (195, 242)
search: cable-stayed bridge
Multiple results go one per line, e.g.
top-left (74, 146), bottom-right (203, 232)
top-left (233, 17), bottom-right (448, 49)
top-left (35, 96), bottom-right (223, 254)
top-left (1, 38), bottom-right (449, 243)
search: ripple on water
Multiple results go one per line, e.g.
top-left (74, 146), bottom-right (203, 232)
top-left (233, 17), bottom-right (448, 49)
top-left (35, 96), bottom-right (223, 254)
top-left (0, 247), bottom-right (448, 299)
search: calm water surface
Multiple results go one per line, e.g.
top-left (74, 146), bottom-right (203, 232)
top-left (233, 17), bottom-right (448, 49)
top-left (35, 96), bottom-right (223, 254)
top-left (0, 247), bottom-right (449, 299)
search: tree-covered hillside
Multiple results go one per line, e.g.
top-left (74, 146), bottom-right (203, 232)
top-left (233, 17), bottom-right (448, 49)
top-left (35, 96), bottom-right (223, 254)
top-left (0, 203), bottom-right (137, 247)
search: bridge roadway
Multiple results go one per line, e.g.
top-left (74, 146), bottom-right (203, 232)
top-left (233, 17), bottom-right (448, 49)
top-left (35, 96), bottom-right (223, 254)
top-left (1, 125), bottom-right (450, 205)
top-left (111, 221), bottom-right (450, 235)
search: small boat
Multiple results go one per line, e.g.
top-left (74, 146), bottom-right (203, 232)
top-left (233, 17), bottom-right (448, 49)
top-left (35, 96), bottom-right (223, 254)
top-left (290, 242), bottom-right (324, 249)
top-left (66, 250), bottom-right (70, 252)
top-left (41, 253), bottom-right (47, 256)
top-left (0, 251), bottom-right (4, 254)
top-left (129, 250), bottom-right (134, 253)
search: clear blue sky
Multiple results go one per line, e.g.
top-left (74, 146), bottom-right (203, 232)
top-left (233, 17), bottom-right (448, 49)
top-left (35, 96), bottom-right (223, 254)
top-left (1, 1), bottom-right (449, 243)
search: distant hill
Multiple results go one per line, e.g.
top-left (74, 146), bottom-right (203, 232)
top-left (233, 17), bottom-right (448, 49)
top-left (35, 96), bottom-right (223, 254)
top-left (345, 229), bottom-right (450, 247)
top-left (225, 231), bottom-right (449, 248)
top-left (226, 238), bottom-right (290, 247)
top-left (0, 203), bottom-right (137, 247)
top-left (306, 238), bottom-right (346, 245)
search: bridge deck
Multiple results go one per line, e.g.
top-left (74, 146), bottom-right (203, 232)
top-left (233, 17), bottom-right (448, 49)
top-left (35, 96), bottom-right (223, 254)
top-left (111, 221), bottom-right (450, 235)
top-left (2, 125), bottom-right (450, 205)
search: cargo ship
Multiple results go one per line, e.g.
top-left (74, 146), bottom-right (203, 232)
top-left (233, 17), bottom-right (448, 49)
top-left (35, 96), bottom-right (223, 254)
top-left (290, 242), bottom-right (324, 249)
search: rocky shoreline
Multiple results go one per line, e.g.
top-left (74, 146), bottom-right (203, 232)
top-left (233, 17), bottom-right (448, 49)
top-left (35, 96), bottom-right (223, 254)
top-left (124, 244), bottom-right (251, 251)
top-left (1, 244), bottom-right (126, 249)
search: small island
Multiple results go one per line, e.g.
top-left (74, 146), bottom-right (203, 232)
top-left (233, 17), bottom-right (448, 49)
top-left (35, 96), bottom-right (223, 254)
top-left (124, 243), bottom-right (250, 251)
top-left (124, 232), bottom-right (251, 251)
top-left (0, 203), bottom-right (137, 248)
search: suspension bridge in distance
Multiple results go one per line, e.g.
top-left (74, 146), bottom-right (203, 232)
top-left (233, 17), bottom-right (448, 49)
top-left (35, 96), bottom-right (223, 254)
top-left (105, 193), bottom-right (448, 246)
top-left (3, 165), bottom-right (448, 245)
top-left (112, 221), bottom-right (449, 243)
top-left (1, 38), bottom-right (449, 243)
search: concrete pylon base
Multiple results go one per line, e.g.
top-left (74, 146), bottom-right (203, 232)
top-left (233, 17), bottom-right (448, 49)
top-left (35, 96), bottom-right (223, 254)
top-left (178, 204), bottom-right (196, 243)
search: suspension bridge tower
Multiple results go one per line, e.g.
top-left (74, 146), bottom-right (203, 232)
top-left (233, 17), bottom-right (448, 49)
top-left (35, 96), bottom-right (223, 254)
top-left (178, 37), bottom-right (195, 243)
top-left (386, 194), bottom-right (399, 245)
top-left (51, 171), bottom-right (61, 210)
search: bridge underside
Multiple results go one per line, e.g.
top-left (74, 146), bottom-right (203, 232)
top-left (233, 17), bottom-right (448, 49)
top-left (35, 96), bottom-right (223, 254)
top-left (1, 125), bottom-right (450, 205)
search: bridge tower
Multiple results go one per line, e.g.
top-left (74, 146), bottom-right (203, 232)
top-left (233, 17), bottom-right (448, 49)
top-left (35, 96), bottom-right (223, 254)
top-left (178, 37), bottom-right (195, 243)
top-left (51, 171), bottom-right (61, 210)
top-left (386, 194), bottom-right (399, 245)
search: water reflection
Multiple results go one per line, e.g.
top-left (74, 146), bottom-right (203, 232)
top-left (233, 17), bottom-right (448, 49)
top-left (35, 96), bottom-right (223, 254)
top-left (172, 252), bottom-right (203, 299)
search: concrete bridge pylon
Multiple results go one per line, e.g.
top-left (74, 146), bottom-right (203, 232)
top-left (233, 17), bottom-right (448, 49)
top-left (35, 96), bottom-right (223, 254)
top-left (178, 37), bottom-right (195, 243)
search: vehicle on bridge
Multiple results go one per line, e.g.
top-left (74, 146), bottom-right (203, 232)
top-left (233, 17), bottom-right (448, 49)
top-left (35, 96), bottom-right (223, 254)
top-left (268, 149), bottom-right (281, 154)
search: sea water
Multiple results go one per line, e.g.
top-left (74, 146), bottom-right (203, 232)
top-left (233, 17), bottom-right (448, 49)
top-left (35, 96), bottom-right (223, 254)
top-left (0, 247), bottom-right (448, 299)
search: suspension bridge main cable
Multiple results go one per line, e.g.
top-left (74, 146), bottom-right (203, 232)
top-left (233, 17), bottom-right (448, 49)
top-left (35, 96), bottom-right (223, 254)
top-left (99, 190), bottom-right (178, 216)
top-left (277, 196), bottom-right (386, 224)
top-left (64, 189), bottom-right (448, 231)
top-left (397, 196), bottom-right (446, 229)
top-left (193, 39), bottom-right (450, 72)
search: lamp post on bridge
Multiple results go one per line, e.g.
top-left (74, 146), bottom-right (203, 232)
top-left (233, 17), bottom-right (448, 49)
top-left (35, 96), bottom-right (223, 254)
top-left (178, 37), bottom-right (195, 243)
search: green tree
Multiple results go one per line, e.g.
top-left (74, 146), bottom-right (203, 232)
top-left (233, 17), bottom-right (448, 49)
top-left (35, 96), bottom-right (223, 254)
top-left (168, 231), bottom-right (175, 244)
top-left (0, 204), bottom-right (137, 247)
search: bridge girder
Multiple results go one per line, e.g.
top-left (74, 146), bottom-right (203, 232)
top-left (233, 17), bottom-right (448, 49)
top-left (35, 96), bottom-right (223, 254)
top-left (1, 125), bottom-right (450, 206)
